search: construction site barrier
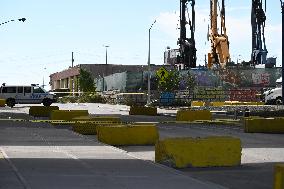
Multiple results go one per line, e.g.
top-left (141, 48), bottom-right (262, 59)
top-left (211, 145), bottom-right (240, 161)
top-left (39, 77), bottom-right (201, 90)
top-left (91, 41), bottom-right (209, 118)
top-left (72, 116), bottom-right (122, 135)
top-left (0, 99), bottom-right (5, 107)
top-left (274, 164), bottom-right (284, 189)
top-left (176, 110), bottom-right (212, 121)
top-left (129, 106), bottom-right (157, 116)
top-left (210, 101), bottom-right (225, 107)
top-left (97, 124), bottom-right (159, 145)
top-left (224, 101), bottom-right (264, 106)
top-left (244, 117), bottom-right (284, 133)
top-left (72, 122), bottom-right (97, 135)
top-left (72, 116), bottom-right (121, 123)
top-left (29, 106), bottom-right (59, 117)
top-left (191, 101), bottom-right (205, 107)
top-left (50, 110), bottom-right (89, 121)
top-left (155, 136), bottom-right (241, 168)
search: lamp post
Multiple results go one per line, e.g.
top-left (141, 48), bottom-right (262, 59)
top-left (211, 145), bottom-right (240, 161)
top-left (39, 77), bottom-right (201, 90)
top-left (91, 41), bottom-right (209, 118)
top-left (105, 45), bottom-right (109, 65)
top-left (42, 67), bottom-right (47, 88)
top-left (280, 0), bottom-right (284, 105)
top-left (102, 45), bottom-right (109, 91)
top-left (147, 20), bottom-right (156, 105)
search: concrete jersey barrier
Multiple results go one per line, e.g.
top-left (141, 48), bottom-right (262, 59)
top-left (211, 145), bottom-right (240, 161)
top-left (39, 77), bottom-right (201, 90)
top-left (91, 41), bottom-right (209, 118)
top-left (274, 164), bottom-right (284, 189)
top-left (0, 99), bottom-right (5, 107)
top-left (176, 110), bottom-right (212, 121)
top-left (73, 116), bottom-right (121, 123)
top-left (129, 106), bottom-right (157, 116)
top-left (29, 106), bottom-right (59, 117)
top-left (244, 117), bottom-right (284, 133)
top-left (50, 110), bottom-right (89, 121)
top-left (97, 124), bottom-right (159, 145)
top-left (155, 136), bottom-right (241, 168)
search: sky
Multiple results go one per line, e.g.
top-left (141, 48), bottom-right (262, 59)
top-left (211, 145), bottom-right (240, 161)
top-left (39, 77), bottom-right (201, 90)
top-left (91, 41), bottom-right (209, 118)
top-left (0, 0), bottom-right (282, 90)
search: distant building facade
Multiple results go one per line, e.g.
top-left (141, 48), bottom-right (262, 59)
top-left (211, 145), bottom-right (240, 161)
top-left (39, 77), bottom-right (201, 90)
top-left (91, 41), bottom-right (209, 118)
top-left (49, 64), bottom-right (171, 92)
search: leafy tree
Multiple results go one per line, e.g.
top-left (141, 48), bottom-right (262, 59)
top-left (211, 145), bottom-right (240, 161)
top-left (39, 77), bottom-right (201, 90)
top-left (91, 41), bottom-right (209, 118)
top-left (158, 69), bottom-right (181, 92)
top-left (79, 68), bottom-right (96, 92)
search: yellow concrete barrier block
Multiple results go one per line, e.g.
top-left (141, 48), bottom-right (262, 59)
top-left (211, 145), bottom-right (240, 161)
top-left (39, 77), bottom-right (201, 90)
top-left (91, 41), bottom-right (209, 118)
top-left (129, 106), bottom-right (157, 116)
top-left (0, 99), bottom-right (5, 107)
top-left (244, 118), bottom-right (284, 133)
top-left (224, 101), bottom-right (239, 106)
top-left (191, 101), bottom-right (205, 107)
top-left (72, 122), bottom-right (98, 135)
top-left (73, 116), bottom-right (121, 123)
top-left (155, 136), bottom-right (241, 168)
top-left (274, 164), bottom-right (284, 189)
top-left (29, 106), bottom-right (59, 117)
top-left (97, 124), bottom-right (159, 145)
top-left (210, 102), bottom-right (225, 107)
top-left (50, 110), bottom-right (89, 121)
top-left (176, 110), bottom-right (212, 121)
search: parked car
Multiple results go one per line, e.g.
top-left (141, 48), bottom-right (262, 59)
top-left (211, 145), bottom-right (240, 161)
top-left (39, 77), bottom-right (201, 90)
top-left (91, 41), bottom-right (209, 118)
top-left (0, 84), bottom-right (55, 107)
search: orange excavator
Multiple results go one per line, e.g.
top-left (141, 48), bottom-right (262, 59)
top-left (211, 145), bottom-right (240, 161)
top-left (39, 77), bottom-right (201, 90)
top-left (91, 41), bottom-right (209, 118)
top-left (207, 0), bottom-right (230, 69)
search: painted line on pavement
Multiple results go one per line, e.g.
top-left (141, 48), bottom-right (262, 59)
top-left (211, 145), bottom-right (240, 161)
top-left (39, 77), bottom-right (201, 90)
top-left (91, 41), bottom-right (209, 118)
top-left (0, 147), bottom-right (31, 189)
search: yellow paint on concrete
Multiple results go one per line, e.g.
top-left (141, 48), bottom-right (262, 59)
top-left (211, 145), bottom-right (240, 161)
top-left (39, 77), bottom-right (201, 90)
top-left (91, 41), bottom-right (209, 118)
top-left (176, 110), bottom-right (212, 121)
top-left (129, 106), bottom-right (157, 116)
top-left (155, 136), bottom-right (241, 168)
top-left (274, 164), bottom-right (284, 189)
top-left (50, 110), bottom-right (89, 121)
top-left (0, 99), bottom-right (6, 107)
top-left (29, 106), bottom-right (59, 117)
top-left (97, 124), bottom-right (159, 145)
top-left (191, 101), bottom-right (205, 107)
top-left (244, 118), bottom-right (284, 133)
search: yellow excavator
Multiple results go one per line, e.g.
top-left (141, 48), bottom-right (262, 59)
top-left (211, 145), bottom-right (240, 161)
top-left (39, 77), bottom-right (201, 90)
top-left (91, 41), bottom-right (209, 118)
top-left (208, 0), bottom-right (230, 69)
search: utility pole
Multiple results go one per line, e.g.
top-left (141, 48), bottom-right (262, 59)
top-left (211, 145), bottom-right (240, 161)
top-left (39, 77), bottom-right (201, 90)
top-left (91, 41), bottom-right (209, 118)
top-left (72, 52), bottom-right (74, 67)
top-left (147, 20), bottom-right (156, 105)
top-left (280, 0), bottom-right (284, 105)
top-left (102, 45), bottom-right (109, 92)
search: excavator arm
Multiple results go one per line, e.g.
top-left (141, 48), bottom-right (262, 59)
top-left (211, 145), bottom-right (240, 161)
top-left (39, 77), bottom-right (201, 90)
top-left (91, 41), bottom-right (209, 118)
top-left (208, 0), bottom-right (230, 69)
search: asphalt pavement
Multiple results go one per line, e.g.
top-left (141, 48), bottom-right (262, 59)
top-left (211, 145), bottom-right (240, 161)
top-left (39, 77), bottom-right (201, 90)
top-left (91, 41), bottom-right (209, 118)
top-left (0, 120), bottom-right (226, 189)
top-left (1, 103), bottom-right (284, 189)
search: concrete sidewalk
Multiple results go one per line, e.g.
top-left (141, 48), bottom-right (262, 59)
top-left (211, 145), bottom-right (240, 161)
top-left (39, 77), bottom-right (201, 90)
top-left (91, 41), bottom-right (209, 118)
top-left (0, 121), bottom-right (226, 189)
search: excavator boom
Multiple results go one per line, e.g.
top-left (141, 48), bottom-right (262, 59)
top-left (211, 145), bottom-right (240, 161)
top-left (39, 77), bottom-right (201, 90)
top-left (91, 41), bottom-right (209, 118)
top-left (208, 0), bottom-right (230, 69)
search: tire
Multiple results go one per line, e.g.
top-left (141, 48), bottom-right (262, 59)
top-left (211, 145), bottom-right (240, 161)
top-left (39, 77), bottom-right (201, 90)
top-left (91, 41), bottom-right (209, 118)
top-left (43, 98), bottom-right (52, 107)
top-left (276, 97), bottom-right (282, 105)
top-left (6, 98), bottom-right (15, 108)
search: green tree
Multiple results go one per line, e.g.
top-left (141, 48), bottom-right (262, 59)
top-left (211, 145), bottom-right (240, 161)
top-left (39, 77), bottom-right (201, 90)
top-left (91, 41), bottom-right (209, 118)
top-left (158, 69), bottom-right (181, 92)
top-left (79, 68), bottom-right (96, 92)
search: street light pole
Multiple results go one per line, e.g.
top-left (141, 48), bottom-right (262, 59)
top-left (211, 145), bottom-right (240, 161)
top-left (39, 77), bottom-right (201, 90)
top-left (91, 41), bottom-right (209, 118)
top-left (105, 45), bottom-right (109, 65)
top-left (102, 45), bottom-right (109, 91)
top-left (280, 0), bottom-right (284, 105)
top-left (147, 20), bottom-right (156, 105)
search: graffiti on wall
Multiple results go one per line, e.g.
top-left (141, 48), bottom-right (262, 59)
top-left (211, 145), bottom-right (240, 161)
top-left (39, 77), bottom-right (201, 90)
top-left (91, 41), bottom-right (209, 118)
top-left (251, 73), bottom-right (270, 86)
top-left (194, 87), bottom-right (226, 100)
top-left (192, 87), bottom-right (261, 102)
top-left (184, 68), bottom-right (281, 89)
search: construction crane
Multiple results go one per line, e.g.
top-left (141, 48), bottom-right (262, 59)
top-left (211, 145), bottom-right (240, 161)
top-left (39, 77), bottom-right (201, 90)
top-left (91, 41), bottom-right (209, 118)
top-left (177, 0), bottom-right (196, 69)
top-left (251, 0), bottom-right (268, 66)
top-left (208, 0), bottom-right (230, 69)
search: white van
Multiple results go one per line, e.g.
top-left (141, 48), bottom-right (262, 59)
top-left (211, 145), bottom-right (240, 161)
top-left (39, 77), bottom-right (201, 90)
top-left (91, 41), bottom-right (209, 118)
top-left (0, 84), bottom-right (55, 107)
